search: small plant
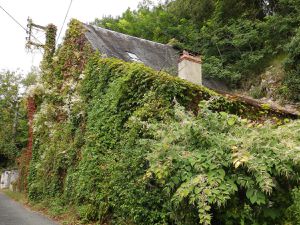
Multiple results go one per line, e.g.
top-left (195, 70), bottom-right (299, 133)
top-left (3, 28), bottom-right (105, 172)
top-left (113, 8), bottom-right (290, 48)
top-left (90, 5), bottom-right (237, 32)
top-left (249, 85), bottom-right (266, 99)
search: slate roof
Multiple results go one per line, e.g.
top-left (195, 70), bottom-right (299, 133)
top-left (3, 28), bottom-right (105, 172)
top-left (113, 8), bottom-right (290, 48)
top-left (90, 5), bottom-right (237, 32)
top-left (83, 24), bottom-right (179, 72)
top-left (83, 23), bottom-right (228, 91)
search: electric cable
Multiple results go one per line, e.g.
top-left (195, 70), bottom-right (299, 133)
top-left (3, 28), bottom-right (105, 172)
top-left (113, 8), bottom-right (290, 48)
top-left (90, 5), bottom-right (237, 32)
top-left (0, 4), bottom-right (43, 45)
top-left (57, 0), bottom-right (73, 42)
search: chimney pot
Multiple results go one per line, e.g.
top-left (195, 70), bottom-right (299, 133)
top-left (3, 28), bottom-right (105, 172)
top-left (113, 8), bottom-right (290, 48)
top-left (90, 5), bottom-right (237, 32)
top-left (178, 51), bottom-right (202, 85)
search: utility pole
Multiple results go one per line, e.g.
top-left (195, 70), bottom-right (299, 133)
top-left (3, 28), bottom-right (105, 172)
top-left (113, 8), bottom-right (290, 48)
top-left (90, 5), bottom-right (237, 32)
top-left (25, 17), bottom-right (46, 50)
top-left (25, 17), bottom-right (57, 70)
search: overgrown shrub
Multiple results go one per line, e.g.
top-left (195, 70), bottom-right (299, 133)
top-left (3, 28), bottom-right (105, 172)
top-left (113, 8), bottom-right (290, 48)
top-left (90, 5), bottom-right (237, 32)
top-left (28, 55), bottom-right (300, 224)
top-left (283, 27), bottom-right (300, 101)
top-left (249, 85), bottom-right (266, 99)
top-left (27, 20), bottom-right (300, 224)
top-left (286, 188), bottom-right (300, 224)
top-left (142, 103), bottom-right (300, 224)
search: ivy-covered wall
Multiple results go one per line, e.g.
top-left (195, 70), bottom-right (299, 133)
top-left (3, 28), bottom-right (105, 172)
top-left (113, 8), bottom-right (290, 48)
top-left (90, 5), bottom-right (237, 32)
top-left (24, 19), bottom-right (300, 224)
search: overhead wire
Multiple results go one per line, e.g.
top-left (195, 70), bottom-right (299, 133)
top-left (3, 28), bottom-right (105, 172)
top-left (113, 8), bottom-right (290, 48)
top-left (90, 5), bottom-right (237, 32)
top-left (56, 0), bottom-right (73, 42)
top-left (0, 3), bottom-right (44, 46)
top-left (0, 4), bottom-right (27, 32)
top-left (34, 29), bottom-right (46, 41)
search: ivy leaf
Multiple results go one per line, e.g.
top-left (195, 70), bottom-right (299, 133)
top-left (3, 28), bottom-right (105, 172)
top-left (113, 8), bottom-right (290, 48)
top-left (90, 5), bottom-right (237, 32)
top-left (227, 117), bottom-right (236, 126)
top-left (219, 111), bottom-right (228, 117)
top-left (173, 176), bottom-right (180, 185)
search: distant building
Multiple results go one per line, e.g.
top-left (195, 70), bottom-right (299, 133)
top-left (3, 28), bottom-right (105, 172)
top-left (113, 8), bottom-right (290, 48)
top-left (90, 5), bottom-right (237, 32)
top-left (0, 170), bottom-right (18, 191)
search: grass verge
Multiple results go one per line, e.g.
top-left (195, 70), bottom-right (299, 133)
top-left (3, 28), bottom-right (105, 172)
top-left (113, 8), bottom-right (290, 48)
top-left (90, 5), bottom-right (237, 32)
top-left (1, 189), bottom-right (26, 203)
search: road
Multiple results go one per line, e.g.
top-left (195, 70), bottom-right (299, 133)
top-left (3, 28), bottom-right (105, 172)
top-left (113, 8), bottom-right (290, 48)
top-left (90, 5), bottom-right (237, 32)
top-left (0, 192), bottom-right (58, 225)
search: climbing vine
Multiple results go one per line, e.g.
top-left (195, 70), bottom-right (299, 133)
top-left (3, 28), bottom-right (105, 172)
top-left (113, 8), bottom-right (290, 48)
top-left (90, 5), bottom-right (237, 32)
top-left (40, 24), bottom-right (57, 75)
top-left (24, 19), bottom-right (300, 224)
top-left (17, 96), bottom-right (36, 191)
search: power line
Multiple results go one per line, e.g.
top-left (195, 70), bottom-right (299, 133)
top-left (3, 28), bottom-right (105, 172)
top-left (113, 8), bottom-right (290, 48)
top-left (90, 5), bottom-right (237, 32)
top-left (57, 0), bottom-right (73, 42)
top-left (0, 4), bottom-right (27, 32)
top-left (0, 4), bottom-right (43, 46)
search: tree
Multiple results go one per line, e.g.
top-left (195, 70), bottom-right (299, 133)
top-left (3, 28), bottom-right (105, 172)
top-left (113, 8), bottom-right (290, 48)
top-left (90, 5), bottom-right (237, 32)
top-left (0, 71), bottom-right (21, 167)
top-left (0, 69), bottom-right (37, 168)
top-left (93, 0), bottom-right (300, 100)
top-left (167, 0), bottom-right (215, 25)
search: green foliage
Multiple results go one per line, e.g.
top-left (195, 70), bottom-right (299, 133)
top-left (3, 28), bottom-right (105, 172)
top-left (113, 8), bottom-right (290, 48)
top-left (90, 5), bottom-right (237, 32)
top-left (41, 24), bottom-right (57, 72)
top-left (93, 3), bottom-right (201, 52)
top-left (249, 85), bottom-right (266, 99)
top-left (0, 71), bottom-right (29, 168)
top-left (286, 188), bottom-right (300, 223)
top-left (27, 19), bottom-right (300, 224)
top-left (93, 0), bottom-right (300, 101)
top-left (282, 27), bottom-right (300, 101)
top-left (21, 67), bottom-right (39, 88)
top-left (282, 70), bottom-right (300, 101)
top-left (143, 103), bottom-right (300, 224)
top-left (168, 0), bottom-right (215, 24)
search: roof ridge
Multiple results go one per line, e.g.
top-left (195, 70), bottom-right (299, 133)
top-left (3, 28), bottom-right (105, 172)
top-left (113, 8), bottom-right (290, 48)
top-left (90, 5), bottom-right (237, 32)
top-left (84, 23), bottom-right (171, 48)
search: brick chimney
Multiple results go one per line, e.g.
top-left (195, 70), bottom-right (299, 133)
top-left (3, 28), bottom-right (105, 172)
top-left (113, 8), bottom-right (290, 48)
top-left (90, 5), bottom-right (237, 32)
top-left (178, 51), bottom-right (202, 85)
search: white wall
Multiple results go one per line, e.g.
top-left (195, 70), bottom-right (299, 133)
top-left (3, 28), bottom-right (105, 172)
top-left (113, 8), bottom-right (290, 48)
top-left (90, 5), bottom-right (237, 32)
top-left (0, 170), bottom-right (19, 190)
top-left (9, 171), bottom-right (19, 191)
top-left (178, 59), bottom-right (202, 85)
top-left (0, 171), bottom-right (11, 189)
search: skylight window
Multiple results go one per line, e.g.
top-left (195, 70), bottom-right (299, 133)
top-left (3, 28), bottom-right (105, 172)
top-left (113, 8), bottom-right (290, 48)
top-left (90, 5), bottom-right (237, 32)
top-left (127, 52), bottom-right (142, 62)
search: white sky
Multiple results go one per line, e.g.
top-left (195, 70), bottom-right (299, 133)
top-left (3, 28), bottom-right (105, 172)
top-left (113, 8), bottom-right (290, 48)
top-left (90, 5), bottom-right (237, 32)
top-left (0, 0), bottom-right (148, 74)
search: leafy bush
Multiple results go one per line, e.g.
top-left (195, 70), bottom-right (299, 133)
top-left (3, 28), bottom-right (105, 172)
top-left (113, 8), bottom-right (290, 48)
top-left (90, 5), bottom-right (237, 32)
top-left (142, 103), bottom-right (300, 224)
top-left (249, 85), bottom-right (266, 99)
top-left (283, 27), bottom-right (300, 101)
top-left (282, 70), bottom-right (300, 101)
top-left (0, 71), bottom-right (29, 168)
top-left (286, 188), bottom-right (300, 224)
top-left (26, 20), bottom-right (300, 224)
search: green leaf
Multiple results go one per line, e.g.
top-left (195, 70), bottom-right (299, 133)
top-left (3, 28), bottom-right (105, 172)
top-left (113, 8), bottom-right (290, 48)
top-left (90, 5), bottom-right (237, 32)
top-left (246, 189), bottom-right (266, 205)
top-left (227, 117), bottom-right (236, 126)
top-left (194, 187), bottom-right (201, 194)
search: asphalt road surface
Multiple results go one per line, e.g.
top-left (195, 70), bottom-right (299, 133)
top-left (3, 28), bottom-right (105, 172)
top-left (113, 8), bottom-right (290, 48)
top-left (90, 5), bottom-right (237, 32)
top-left (0, 192), bottom-right (58, 225)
